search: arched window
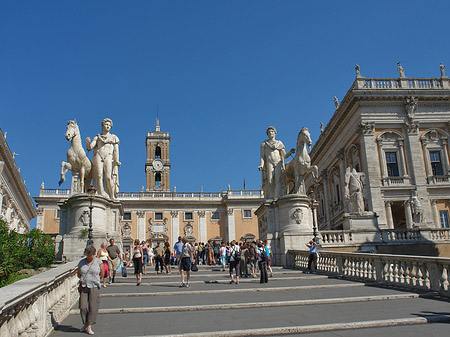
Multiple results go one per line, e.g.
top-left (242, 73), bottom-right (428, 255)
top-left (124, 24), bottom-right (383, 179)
top-left (155, 172), bottom-right (161, 188)
top-left (155, 145), bottom-right (161, 159)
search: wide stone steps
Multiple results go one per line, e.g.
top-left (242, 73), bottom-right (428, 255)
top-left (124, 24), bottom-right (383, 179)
top-left (53, 265), bottom-right (450, 336)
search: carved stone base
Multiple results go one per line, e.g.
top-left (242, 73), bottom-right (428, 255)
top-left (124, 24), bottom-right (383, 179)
top-left (343, 212), bottom-right (378, 230)
top-left (57, 193), bottom-right (124, 261)
top-left (255, 194), bottom-right (316, 266)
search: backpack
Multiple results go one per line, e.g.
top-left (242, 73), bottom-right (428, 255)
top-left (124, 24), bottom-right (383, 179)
top-left (228, 246), bottom-right (241, 262)
top-left (259, 247), bottom-right (267, 262)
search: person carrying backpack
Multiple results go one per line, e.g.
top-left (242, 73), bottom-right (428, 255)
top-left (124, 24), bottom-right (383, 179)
top-left (228, 240), bottom-right (241, 284)
top-left (257, 241), bottom-right (268, 284)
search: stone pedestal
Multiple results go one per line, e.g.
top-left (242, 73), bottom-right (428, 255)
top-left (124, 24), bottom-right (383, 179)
top-left (56, 193), bottom-right (123, 261)
top-left (342, 212), bottom-right (378, 230)
top-left (256, 194), bottom-right (316, 266)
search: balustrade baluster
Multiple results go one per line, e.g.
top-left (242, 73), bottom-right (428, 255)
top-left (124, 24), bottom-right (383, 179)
top-left (416, 263), bottom-right (424, 288)
top-left (440, 265), bottom-right (449, 293)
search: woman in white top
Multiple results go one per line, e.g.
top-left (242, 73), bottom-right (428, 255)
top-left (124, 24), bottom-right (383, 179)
top-left (78, 245), bottom-right (104, 335)
top-left (97, 242), bottom-right (112, 288)
top-left (132, 239), bottom-right (144, 285)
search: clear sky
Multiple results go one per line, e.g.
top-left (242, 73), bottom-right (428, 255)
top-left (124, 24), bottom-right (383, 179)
top-left (1, 1), bottom-right (449, 225)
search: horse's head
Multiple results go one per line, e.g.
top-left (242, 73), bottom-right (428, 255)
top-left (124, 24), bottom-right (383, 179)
top-left (65, 120), bottom-right (79, 141)
top-left (298, 127), bottom-right (313, 147)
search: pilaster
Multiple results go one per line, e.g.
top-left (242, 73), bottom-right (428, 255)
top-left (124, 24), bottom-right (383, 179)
top-left (226, 208), bottom-right (236, 242)
top-left (170, 211), bottom-right (179, 244)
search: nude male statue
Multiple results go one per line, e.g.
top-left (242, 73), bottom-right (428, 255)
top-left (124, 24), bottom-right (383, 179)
top-left (259, 126), bottom-right (294, 199)
top-left (86, 118), bottom-right (121, 199)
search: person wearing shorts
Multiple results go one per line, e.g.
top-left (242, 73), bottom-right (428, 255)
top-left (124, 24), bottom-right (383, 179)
top-left (106, 239), bottom-right (122, 284)
top-left (179, 237), bottom-right (192, 288)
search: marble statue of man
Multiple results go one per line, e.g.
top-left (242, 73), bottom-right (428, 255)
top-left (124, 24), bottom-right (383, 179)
top-left (397, 62), bottom-right (405, 78)
top-left (259, 126), bottom-right (293, 199)
top-left (86, 118), bottom-right (121, 199)
top-left (410, 190), bottom-right (423, 223)
top-left (344, 167), bottom-right (365, 214)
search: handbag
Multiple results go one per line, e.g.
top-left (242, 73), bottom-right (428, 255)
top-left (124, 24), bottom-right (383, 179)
top-left (190, 263), bottom-right (198, 272)
top-left (122, 265), bottom-right (127, 277)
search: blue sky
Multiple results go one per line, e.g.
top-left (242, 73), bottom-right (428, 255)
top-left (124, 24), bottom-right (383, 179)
top-left (1, 1), bottom-right (449, 218)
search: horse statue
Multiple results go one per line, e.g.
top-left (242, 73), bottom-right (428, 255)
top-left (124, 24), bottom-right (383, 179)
top-left (284, 127), bottom-right (318, 195)
top-left (59, 120), bottom-right (92, 193)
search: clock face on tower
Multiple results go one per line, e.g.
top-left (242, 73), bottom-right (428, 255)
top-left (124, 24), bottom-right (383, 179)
top-left (152, 159), bottom-right (163, 171)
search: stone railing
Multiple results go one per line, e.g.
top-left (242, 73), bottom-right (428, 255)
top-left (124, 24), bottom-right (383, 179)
top-left (0, 261), bottom-right (79, 337)
top-left (319, 228), bottom-right (450, 247)
top-left (40, 189), bottom-right (263, 201)
top-left (382, 176), bottom-right (410, 186)
top-left (427, 175), bottom-right (450, 184)
top-left (39, 189), bottom-right (71, 197)
top-left (287, 250), bottom-right (450, 298)
top-left (355, 77), bottom-right (449, 90)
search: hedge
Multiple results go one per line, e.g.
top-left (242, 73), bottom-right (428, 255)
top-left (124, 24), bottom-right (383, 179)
top-left (0, 219), bottom-right (55, 287)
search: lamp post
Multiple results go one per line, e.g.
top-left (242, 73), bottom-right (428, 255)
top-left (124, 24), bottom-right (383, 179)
top-left (308, 190), bottom-right (319, 244)
top-left (87, 185), bottom-right (96, 247)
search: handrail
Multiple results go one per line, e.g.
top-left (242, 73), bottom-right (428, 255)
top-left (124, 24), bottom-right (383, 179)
top-left (0, 261), bottom-right (79, 337)
top-left (287, 250), bottom-right (450, 298)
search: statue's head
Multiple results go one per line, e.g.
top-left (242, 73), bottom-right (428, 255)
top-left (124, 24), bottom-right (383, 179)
top-left (266, 126), bottom-right (277, 138)
top-left (102, 118), bottom-right (113, 131)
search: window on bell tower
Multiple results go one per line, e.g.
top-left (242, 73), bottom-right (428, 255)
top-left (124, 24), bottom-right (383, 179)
top-left (155, 145), bottom-right (161, 159)
top-left (155, 172), bottom-right (161, 188)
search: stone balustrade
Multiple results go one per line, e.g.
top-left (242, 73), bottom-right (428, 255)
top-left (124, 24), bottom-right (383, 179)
top-left (319, 228), bottom-right (450, 247)
top-left (287, 250), bottom-right (450, 298)
top-left (40, 189), bottom-right (263, 200)
top-left (0, 261), bottom-right (79, 337)
top-left (354, 77), bottom-right (449, 90)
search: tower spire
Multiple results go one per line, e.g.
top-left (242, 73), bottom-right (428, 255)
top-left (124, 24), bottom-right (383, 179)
top-left (156, 103), bottom-right (160, 131)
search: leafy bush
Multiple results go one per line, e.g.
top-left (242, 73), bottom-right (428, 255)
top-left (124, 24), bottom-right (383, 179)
top-left (0, 220), bottom-right (55, 287)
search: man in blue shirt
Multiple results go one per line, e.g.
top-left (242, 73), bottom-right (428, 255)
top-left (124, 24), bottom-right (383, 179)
top-left (173, 236), bottom-right (184, 271)
top-left (306, 239), bottom-right (317, 274)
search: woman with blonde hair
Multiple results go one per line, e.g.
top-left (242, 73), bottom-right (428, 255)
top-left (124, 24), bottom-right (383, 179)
top-left (132, 239), bottom-right (144, 285)
top-left (97, 242), bottom-right (112, 288)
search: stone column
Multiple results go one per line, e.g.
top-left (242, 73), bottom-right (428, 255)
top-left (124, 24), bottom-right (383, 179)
top-left (358, 122), bottom-right (386, 225)
top-left (198, 211), bottom-right (207, 243)
top-left (442, 139), bottom-right (450, 174)
top-left (226, 208), bottom-right (236, 242)
top-left (337, 148), bottom-right (346, 207)
top-left (321, 170), bottom-right (332, 230)
top-left (430, 199), bottom-right (440, 228)
top-left (136, 211), bottom-right (145, 242)
top-left (405, 121), bottom-right (433, 224)
top-left (384, 201), bottom-right (394, 229)
top-left (0, 189), bottom-right (4, 216)
top-left (170, 211), bottom-right (179, 245)
top-left (404, 201), bottom-right (413, 229)
top-left (377, 142), bottom-right (388, 182)
top-left (398, 140), bottom-right (408, 179)
top-left (36, 208), bottom-right (44, 231)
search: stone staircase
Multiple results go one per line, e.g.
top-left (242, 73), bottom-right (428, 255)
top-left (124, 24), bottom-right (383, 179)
top-left (53, 265), bottom-right (450, 336)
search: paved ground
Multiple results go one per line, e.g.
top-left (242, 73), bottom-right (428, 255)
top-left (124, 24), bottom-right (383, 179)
top-left (53, 265), bottom-right (450, 336)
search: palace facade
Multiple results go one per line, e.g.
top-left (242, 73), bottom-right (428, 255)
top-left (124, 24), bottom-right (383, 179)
top-left (0, 128), bottom-right (36, 232)
top-left (306, 66), bottom-right (450, 232)
top-left (34, 120), bottom-right (263, 250)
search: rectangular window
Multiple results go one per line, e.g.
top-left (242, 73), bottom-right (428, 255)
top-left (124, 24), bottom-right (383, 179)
top-left (335, 184), bottom-right (340, 204)
top-left (430, 151), bottom-right (444, 176)
top-left (184, 212), bottom-right (193, 221)
top-left (243, 209), bottom-right (252, 218)
top-left (385, 152), bottom-right (400, 177)
top-left (155, 212), bottom-right (163, 220)
top-left (56, 210), bottom-right (61, 219)
top-left (440, 210), bottom-right (449, 228)
top-left (123, 212), bottom-right (131, 220)
top-left (211, 211), bottom-right (220, 220)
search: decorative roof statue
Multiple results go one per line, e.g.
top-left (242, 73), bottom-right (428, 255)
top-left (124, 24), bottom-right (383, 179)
top-left (355, 64), bottom-right (361, 77)
top-left (333, 96), bottom-right (339, 108)
top-left (440, 63), bottom-right (446, 78)
top-left (397, 62), bottom-right (405, 78)
top-left (320, 122), bottom-right (324, 133)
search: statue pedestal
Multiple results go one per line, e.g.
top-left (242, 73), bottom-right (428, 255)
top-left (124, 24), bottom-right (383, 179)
top-left (56, 193), bottom-right (123, 261)
top-left (256, 194), bottom-right (316, 266)
top-left (343, 212), bottom-right (378, 230)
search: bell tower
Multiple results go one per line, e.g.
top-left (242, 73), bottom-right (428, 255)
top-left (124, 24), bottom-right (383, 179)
top-left (145, 119), bottom-right (171, 191)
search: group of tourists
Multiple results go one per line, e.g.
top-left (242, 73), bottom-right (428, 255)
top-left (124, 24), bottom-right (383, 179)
top-left (76, 237), bottom-right (278, 335)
